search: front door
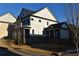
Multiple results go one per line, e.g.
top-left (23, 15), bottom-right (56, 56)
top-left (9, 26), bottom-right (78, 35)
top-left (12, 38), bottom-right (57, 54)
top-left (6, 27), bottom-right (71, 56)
top-left (25, 29), bottom-right (30, 39)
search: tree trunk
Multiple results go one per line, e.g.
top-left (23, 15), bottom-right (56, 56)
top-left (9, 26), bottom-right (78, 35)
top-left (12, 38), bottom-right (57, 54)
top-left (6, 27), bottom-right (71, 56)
top-left (76, 38), bottom-right (79, 56)
top-left (75, 33), bottom-right (79, 56)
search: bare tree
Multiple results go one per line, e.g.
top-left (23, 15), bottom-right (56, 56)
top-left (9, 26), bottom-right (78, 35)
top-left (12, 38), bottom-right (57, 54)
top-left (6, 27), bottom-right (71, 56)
top-left (64, 3), bottom-right (79, 56)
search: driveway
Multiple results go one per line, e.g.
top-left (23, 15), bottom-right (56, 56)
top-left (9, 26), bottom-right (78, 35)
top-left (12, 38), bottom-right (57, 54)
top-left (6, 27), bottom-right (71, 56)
top-left (0, 47), bottom-right (21, 56)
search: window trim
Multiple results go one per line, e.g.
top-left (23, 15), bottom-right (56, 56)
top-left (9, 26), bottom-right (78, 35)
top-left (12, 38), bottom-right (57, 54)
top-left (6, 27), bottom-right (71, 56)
top-left (31, 18), bottom-right (34, 21)
top-left (39, 20), bottom-right (41, 22)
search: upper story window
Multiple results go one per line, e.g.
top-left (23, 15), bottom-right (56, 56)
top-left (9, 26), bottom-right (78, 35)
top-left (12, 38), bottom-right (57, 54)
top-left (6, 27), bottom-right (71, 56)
top-left (39, 20), bottom-right (41, 22)
top-left (47, 22), bottom-right (49, 25)
top-left (31, 18), bottom-right (34, 21)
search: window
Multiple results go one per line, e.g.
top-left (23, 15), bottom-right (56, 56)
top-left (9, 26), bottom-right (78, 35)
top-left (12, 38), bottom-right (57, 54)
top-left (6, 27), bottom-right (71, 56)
top-left (39, 20), bottom-right (41, 22)
top-left (31, 18), bottom-right (34, 21)
top-left (32, 29), bottom-right (34, 34)
top-left (47, 22), bottom-right (49, 25)
top-left (55, 31), bottom-right (59, 39)
top-left (60, 29), bottom-right (69, 39)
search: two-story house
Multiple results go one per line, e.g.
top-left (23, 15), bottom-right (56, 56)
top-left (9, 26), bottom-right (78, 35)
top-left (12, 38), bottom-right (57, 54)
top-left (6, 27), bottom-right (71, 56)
top-left (14, 7), bottom-right (57, 44)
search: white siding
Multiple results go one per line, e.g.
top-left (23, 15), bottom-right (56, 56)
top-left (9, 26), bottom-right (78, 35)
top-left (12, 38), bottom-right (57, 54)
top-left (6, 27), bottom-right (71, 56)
top-left (33, 8), bottom-right (56, 21)
top-left (29, 8), bottom-right (57, 35)
top-left (0, 23), bottom-right (8, 38)
top-left (30, 16), bottom-right (56, 35)
top-left (0, 13), bottom-right (16, 23)
top-left (0, 13), bottom-right (16, 38)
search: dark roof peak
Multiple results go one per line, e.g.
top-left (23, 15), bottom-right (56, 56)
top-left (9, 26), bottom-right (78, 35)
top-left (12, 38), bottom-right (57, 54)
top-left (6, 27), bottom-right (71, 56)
top-left (21, 8), bottom-right (35, 12)
top-left (18, 8), bottom-right (35, 18)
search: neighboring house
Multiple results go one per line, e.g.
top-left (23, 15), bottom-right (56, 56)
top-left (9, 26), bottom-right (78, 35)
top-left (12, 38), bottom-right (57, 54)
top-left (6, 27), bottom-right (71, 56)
top-left (0, 13), bottom-right (16, 39)
top-left (43, 22), bottom-right (71, 40)
top-left (14, 7), bottom-right (57, 44)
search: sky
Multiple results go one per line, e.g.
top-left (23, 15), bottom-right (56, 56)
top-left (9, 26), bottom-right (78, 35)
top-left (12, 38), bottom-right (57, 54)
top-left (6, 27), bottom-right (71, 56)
top-left (0, 3), bottom-right (66, 22)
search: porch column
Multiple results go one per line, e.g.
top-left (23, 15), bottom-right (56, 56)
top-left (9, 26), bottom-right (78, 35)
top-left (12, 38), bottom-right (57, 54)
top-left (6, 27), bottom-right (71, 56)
top-left (23, 29), bottom-right (26, 44)
top-left (53, 29), bottom-right (55, 40)
top-left (48, 28), bottom-right (51, 42)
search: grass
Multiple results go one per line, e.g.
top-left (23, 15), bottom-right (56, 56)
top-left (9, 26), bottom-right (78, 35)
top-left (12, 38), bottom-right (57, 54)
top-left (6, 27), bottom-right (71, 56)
top-left (9, 43), bottom-right (54, 56)
top-left (0, 39), bottom-right (74, 56)
top-left (0, 39), bottom-right (55, 55)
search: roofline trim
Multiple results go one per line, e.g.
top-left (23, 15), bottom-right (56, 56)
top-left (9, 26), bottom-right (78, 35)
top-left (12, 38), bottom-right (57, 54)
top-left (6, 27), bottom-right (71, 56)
top-left (0, 12), bottom-right (16, 19)
top-left (31, 15), bottom-right (58, 22)
top-left (19, 15), bottom-right (59, 22)
top-left (33, 7), bottom-right (57, 20)
top-left (0, 21), bottom-right (14, 25)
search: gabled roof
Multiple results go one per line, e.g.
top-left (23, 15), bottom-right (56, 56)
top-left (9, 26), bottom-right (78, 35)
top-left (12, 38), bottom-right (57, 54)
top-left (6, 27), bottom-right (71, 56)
top-left (50, 22), bottom-right (68, 28)
top-left (33, 7), bottom-right (56, 21)
top-left (45, 22), bottom-right (68, 30)
top-left (18, 7), bottom-right (57, 22)
top-left (0, 13), bottom-right (16, 23)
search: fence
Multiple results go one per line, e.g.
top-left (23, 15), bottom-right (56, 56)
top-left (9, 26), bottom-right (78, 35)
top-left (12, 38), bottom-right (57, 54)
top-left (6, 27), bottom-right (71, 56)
top-left (25, 35), bottom-right (74, 45)
top-left (26, 35), bottom-right (48, 44)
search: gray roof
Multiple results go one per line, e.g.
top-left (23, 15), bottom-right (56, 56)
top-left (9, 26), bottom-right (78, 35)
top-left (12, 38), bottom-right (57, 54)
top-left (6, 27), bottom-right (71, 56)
top-left (18, 8), bottom-right (35, 18)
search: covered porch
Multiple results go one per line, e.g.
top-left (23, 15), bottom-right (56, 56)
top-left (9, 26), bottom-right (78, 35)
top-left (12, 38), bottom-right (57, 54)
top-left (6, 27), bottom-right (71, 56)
top-left (13, 26), bottom-right (31, 45)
